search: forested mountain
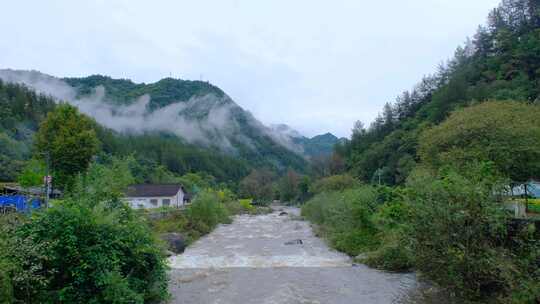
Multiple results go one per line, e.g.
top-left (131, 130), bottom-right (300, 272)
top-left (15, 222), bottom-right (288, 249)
top-left (0, 80), bottom-right (251, 183)
top-left (294, 133), bottom-right (344, 158)
top-left (270, 124), bottom-right (343, 158)
top-left (337, 0), bottom-right (540, 185)
top-left (0, 81), bottom-right (56, 181)
top-left (0, 70), bottom-right (308, 182)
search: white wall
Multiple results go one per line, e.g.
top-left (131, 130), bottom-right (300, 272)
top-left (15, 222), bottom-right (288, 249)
top-left (127, 188), bottom-right (185, 209)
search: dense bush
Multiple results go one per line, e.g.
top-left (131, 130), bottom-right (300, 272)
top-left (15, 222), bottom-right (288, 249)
top-left (0, 201), bottom-right (168, 303)
top-left (419, 101), bottom-right (540, 183)
top-left (302, 185), bottom-right (414, 270)
top-left (223, 199), bottom-right (255, 215)
top-left (302, 187), bottom-right (380, 255)
top-left (309, 174), bottom-right (359, 194)
top-left (363, 230), bottom-right (413, 271)
top-left (407, 167), bottom-right (540, 302)
top-left (185, 190), bottom-right (231, 235)
top-left (1, 156), bottom-right (169, 303)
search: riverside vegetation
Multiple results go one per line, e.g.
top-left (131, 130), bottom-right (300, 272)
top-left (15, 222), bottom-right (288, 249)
top-left (302, 0), bottom-right (540, 302)
top-left (0, 102), bottom-right (272, 303)
top-left (1, 0), bottom-right (540, 303)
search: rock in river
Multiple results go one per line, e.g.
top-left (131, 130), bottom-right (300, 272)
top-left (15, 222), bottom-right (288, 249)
top-left (161, 233), bottom-right (186, 254)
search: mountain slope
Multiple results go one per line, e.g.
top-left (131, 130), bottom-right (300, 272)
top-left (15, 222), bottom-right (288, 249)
top-left (270, 124), bottom-right (343, 158)
top-left (294, 133), bottom-right (343, 158)
top-left (337, 0), bottom-right (540, 185)
top-left (0, 69), bottom-right (308, 174)
top-left (0, 79), bottom-right (253, 183)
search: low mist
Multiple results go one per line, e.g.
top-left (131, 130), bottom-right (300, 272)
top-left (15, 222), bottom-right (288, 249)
top-left (0, 69), bottom-right (303, 154)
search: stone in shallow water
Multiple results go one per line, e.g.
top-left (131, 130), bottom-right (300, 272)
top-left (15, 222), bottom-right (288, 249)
top-left (284, 239), bottom-right (303, 245)
top-left (161, 233), bottom-right (186, 254)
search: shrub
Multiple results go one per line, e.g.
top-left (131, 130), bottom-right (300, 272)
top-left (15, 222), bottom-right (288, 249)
top-left (406, 167), bottom-right (539, 302)
top-left (363, 230), bottom-right (414, 272)
top-left (150, 209), bottom-right (189, 234)
top-left (238, 199), bottom-right (254, 211)
top-left (302, 186), bottom-right (380, 256)
top-left (1, 201), bottom-right (168, 303)
top-left (309, 174), bottom-right (359, 194)
top-left (185, 190), bottom-right (230, 235)
top-left (223, 199), bottom-right (255, 215)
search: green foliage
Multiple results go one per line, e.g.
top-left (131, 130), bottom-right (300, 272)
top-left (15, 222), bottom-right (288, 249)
top-left (0, 80), bottom-right (55, 181)
top-left (69, 156), bottom-right (136, 207)
top-left (221, 199), bottom-right (255, 216)
top-left (107, 133), bottom-right (249, 184)
top-left (1, 200), bottom-right (168, 303)
top-left (277, 169), bottom-right (301, 203)
top-left (148, 209), bottom-right (192, 239)
top-left (35, 104), bottom-right (100, 188)
top-left (301, 187), bottom-right (380, 256)
top-left (185, 190), bottom-right (231, 235)
top-left (238, 199), bottom-right (255, 212)
top-left (2, 156), bottom-right (168, 303)
top-left (419, 101), bottom-right (540, 182)
top-left (309, 174), bottom-right (359, 194)
top-left (239, 169), bottom-right (276, 204)
top-left (178, 172), bottom-right (217, 194)
top-left (63, 75), bottom-right (308, 174)
top-left (293, 132), bottom-right (341, 158)
top-left (64, 75), bottom-right (225, 109)
top-left (17, 158), bottom-right (46, 188)
top-left (363, 230), bottom-right (414, 272)
top-left (406, 166), bottom-right (539, 302)
top-left (339, 0), bottom-right (540, 186)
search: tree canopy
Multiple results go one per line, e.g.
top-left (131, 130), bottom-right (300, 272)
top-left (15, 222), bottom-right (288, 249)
top-left (419, 101), bottom-right (540, 182)
top-left (35, 104), bottom-right (100, 187)
top-left (337, 0), bottom-right (540, 185)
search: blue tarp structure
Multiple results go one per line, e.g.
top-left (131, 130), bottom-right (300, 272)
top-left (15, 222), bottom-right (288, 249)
top-left (513, 181), bottom-right (540, 198)
top-left (0, 195), bottom-right (42, 213)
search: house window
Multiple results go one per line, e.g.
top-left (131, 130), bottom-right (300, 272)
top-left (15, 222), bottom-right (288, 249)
top-left (162, 199), bottom-right (171, 207)
top-left (150, 199), bottom-right (158, 206)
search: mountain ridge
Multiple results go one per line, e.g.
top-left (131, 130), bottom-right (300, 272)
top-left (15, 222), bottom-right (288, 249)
top-left (0, 69), bottom-right (308, 172)
top-left (269, 123), bottom-right (344, 158)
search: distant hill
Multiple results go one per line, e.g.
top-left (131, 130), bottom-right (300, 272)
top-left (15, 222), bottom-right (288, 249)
top-left (0, 69), bottom-right (308, 179)
top-left (269, 124), bottom-right (343, 158)
top-left (295, 133), bottom-right (344, 158)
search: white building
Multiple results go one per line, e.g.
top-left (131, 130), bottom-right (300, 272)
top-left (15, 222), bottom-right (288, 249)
top-left (125, 184), bottom-right (187, 209)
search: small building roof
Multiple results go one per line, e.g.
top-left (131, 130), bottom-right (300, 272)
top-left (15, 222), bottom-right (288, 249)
top-left (1, 183), bottom-right (62, 197)
top-left (125, 184), bottom-right (184, 198)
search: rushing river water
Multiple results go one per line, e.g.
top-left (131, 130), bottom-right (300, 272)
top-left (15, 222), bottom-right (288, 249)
top-left (168, 207), bottom-right (423, 304)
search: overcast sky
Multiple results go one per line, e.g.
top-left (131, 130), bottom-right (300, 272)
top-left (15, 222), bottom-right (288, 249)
top-left (0, 0), bottom-right (500, 137)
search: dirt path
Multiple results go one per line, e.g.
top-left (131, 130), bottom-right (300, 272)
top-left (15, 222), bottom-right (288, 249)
top-left (168, 207), bottom-right (417, 304)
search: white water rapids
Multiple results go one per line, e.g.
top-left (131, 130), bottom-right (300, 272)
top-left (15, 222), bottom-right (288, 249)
top-left (168, 207), bottom-right (350, 269)
top-left (167, 207), bottom-right (427, 304)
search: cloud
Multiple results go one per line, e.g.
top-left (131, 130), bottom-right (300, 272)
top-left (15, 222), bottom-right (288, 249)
top-left (0, 69), bottom-right (310, 156)
top-left (0, 69), bottom-right (241, 151)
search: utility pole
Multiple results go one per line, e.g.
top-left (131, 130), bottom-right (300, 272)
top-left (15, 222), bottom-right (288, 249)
top-left (43, 152), bottom-right (51, 209)
top-left (524, 183), bottom-right (529, 215)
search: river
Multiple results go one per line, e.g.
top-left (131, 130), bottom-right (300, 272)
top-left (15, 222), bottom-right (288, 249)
top-left (168, 207), bottom-right (422, 304)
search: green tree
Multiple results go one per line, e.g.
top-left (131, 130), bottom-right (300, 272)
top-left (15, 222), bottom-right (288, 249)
top-left (406, 166), bottom-right (539, 302)
top-left (35, 104), bottom-right (100, 187)
top-left (419, 101), bottom-right (540, 182)
top-left (239, 169), bottom-right (275, 203)
top-left (17, 159), bottom-right (46, 188)
top-left (278, 169), bottom-right (301, 203)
